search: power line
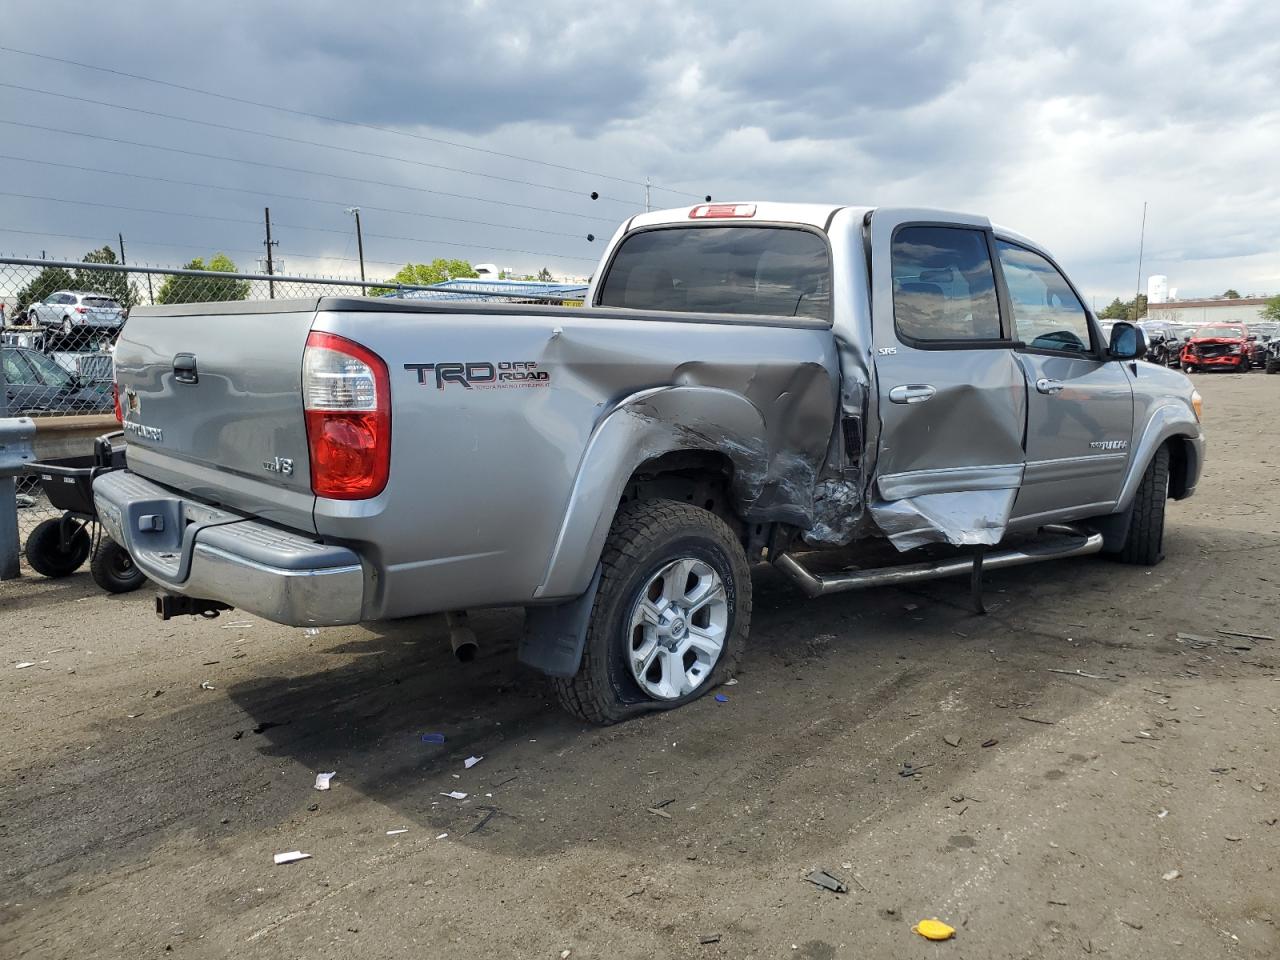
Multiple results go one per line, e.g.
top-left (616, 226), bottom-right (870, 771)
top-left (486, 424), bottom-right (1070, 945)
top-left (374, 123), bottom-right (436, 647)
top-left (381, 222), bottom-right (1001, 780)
top-left (0, 44), bottom-right (704, 200)
top-left (0, 153), bottom-right (610, 226)
top-left (0, 119), bottom-right (624, 224)
top-left (0, 190), bottom-right (598, 259)
top-left (0, 82), bottom-right (641, 206)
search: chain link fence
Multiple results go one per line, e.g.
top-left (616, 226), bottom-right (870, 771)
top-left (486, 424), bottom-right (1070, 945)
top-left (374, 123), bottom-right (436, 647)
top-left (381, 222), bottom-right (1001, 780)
top-left (1, 255), bottom-right (587, 572)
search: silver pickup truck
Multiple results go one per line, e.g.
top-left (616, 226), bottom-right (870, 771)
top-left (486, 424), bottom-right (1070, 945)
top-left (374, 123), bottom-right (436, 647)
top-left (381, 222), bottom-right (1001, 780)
top-left (96, 202), bottom-right (1204, 723)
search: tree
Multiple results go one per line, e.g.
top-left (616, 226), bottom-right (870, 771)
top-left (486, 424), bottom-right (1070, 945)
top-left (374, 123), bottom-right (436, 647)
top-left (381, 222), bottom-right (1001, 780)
top-left (1260, 295), bottom-right (1280, 324)
top-left (1221, 289), bottom-right (1241, 299)
top-left (73, 245), bottom-right (137, 308)
top-left (15, 266), bottom-right (75, 315)
top-left (155, 253), bottom-right (250, 304)
top-left (372, 258), bottom-right (478, 294)
top-left (1098, 297), bottom-right (1128, 320)
top-left (1098, 294), bottom-right (1148, 321)
top-left (537, 267), bottom-right (553, 282)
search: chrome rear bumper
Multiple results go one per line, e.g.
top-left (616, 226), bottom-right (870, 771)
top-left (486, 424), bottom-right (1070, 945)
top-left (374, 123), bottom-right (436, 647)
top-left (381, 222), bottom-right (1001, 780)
top-left (94, 469), bottom-right (364, 626)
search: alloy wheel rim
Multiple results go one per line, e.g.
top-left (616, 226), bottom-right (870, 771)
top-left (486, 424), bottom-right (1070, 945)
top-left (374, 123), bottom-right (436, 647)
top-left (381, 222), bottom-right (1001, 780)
top-left (626, 557), bottom-right (728, 700)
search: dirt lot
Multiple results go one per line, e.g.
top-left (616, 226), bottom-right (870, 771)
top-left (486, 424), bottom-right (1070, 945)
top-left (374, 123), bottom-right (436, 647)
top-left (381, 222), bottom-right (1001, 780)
top-left (2, 372), bottom-right (1278, 959)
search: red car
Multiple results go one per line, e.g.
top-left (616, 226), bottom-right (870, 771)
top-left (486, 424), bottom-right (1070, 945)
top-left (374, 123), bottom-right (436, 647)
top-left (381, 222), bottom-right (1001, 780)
top-left (1181, 323), bottom-right (1252, 373)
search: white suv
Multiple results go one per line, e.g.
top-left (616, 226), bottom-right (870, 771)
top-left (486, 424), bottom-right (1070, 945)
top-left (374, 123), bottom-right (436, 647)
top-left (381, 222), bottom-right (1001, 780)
top-left (26, 290), bottom-right (125, 343)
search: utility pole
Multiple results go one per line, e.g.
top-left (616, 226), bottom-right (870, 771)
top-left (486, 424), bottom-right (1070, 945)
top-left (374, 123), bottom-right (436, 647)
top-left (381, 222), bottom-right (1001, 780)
top-left (118, 232), bottom-right (130, 308)
top-left (645, 177), bottom-right (652, 213)
top-left (1133, 201), bottom-right (1147, 321)
top-left (264, 207), bottom-right (277, 299)
top-left (346, 207), bottom-right (365, 281)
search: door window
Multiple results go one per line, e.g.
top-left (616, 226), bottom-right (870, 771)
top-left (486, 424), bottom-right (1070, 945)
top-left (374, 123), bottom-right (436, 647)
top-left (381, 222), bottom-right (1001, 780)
top-left (891, 226), bottom-right (1003, 343)
top-left (996, 242), bottom-right (1093, 355)
top-left (21, 349), bottom-right (73, 387)
top-left (3, 351), bottom-right (38, 385)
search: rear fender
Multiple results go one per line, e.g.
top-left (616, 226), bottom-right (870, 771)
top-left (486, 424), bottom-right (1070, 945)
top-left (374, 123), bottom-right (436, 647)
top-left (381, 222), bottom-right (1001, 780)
top-left (534, 385), bottom-right (773, 599)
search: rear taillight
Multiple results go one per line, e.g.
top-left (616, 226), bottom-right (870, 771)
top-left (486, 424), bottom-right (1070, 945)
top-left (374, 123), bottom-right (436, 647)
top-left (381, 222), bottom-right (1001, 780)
top-left (75, 306), bottom-right (88, 314)
top-left (302, 331), bottom-right (391, 500)
top-left (112, 382), bottom-right (123, 423)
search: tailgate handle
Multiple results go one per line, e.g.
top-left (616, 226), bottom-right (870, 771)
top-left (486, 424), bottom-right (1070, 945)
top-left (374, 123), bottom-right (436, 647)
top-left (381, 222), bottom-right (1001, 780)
top-left (172, 353), bottom-right (198, 385)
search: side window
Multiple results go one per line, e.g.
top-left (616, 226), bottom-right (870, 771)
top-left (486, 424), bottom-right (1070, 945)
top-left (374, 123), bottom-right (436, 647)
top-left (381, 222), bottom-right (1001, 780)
top-left (996, 241), bottom-right (1093, 355)
top-left (891, 226), bottom-right (1002, 343)
top-left (3, 351), bottom-right (37, 385)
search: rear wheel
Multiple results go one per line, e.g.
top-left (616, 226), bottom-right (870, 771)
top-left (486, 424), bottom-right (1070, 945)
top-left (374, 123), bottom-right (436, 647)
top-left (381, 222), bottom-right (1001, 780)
top-left (553, 499), bottom-right (751, 725)
top-left (90, 537), bottom-right (146, 593)
top-left (1116, 446), bottom-right (1170, 566)
top-left (24, 518), bottom-right (91, 578)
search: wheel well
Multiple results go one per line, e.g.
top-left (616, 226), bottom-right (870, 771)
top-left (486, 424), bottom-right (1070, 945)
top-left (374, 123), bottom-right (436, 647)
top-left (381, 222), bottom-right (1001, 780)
top-left (621, 450), bottom-right (734, 513)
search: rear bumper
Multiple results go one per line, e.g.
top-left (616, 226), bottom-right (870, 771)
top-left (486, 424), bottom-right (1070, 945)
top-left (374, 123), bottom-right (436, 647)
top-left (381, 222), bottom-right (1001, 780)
top-left (93, 469), bottom-right (365, 626)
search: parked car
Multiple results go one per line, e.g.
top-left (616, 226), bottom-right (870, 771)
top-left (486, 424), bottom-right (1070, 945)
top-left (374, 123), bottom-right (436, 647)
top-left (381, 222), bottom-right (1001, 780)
top-left (1181, 323), bottom-right (1252, 373)
top-left (1, 345), bottom-right (115, 414)
top-left (24, 291), bottom-right (125, 346)
top-left (1139, 319), bottom-right (1183, 367)
top-left (97, 202), bottom-right (1205, 724)
top-left (1266, 335), bottom-right (1280, 374)
top-left (1248, 322), bottom-right (1278, 368)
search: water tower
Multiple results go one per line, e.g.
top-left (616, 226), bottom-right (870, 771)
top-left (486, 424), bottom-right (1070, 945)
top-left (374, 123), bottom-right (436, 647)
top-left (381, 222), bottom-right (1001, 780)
top-left (1147, 275), bottom-right (1169, 304)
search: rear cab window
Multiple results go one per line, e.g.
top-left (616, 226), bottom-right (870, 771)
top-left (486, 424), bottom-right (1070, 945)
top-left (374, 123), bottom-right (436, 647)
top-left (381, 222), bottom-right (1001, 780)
top-left (890, 225), bottom-right (1003, 345)
top-left (83, 297), bottom-right (119, 309)
top-left (597, 226), bottom-right (831, 321)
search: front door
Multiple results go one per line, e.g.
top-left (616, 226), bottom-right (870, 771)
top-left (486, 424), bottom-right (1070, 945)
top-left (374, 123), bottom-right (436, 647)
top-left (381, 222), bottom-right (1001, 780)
top-left (868, 212), bottom-right (1027, 549)
top-left (994, 239), bottom-right (1134, 522)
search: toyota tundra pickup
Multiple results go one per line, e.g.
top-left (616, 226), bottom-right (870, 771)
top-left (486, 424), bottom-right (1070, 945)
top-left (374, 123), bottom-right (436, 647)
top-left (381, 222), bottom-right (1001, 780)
top-left (95, 203), bottom-right (1205, 723)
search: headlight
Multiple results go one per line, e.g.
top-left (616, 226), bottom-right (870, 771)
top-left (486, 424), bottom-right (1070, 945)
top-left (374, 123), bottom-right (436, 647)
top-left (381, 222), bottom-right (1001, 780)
top-left (1190, 389), bottom-right (1203, 422)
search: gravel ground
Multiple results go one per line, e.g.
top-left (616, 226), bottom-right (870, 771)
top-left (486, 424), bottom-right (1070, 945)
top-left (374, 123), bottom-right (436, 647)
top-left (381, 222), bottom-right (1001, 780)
top-left (2, 371), bottom-right (1277, 959)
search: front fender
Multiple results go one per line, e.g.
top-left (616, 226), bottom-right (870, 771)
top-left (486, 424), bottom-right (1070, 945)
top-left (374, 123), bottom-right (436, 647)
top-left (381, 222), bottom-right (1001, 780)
top-left (534, 385), bottom-right (775, 599)
top-left (1117, 401), bottom-right (1203, 511)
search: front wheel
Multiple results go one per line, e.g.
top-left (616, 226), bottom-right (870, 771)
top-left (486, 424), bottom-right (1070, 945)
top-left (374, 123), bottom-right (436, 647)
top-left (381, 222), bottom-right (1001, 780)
top-left (1266, 360), bottom-right (1279, 374)
top-left (1116, 446), bottom-right (1170, 566)
top-left (553, 499), bottom-right (752, 725)
top-left (1181, 363), bottom-right (1196, 373)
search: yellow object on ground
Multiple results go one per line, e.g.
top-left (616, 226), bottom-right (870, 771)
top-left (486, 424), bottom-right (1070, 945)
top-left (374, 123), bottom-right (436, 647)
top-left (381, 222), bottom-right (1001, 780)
top-left (912, 918), bottom-right (956, 941)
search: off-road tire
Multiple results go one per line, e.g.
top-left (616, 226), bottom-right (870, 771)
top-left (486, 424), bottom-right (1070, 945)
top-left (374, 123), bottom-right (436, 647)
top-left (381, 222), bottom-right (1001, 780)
top-left (90, 537), bottom-right (146, 593)
top-left (553, 498), bottom-right (751, 725)
top-left (24, 518), bottom-right (91, 578)
top-left (1117, 446), bottom-right (1170, 566)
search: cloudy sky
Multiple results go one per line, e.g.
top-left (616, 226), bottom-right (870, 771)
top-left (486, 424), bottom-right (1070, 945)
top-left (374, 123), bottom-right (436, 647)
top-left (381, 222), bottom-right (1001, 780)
top-left (1, 0), bottom-right (1277, 302)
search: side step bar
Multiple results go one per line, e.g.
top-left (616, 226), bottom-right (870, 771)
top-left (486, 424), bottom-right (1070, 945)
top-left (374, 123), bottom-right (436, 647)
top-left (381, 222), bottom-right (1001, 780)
top-left (774, 524), bottom-right (1104, 598)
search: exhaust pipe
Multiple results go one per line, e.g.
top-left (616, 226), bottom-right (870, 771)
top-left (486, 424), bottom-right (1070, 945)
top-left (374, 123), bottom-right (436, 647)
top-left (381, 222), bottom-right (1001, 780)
top-left (775, 524), bottom-right (1104, 598)
top-left (446, 610), bottom-right (479, 662)
top-left (155, 593), bottom-right (233, 620)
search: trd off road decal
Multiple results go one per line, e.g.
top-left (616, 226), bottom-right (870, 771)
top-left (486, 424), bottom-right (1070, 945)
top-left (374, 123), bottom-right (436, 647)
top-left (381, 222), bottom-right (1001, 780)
top-left (404, 361), bottom-right (550, 390)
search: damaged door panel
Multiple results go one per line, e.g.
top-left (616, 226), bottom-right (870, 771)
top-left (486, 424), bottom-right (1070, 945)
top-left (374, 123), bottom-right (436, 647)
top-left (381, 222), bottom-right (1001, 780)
top-left (866, 213), bottom-right (1028, 549)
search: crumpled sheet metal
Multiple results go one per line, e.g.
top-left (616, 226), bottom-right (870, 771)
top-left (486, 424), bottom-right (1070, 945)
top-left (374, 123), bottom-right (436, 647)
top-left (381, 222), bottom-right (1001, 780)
top-left (869, 488), bottom-right (1019, 551)
top-left (802, 478), bottom-right (864, 546)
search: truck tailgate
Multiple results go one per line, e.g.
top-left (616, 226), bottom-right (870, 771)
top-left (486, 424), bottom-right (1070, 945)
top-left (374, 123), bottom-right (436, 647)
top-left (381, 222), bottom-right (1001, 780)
top-left (114, 301), bottom-right (319, 532)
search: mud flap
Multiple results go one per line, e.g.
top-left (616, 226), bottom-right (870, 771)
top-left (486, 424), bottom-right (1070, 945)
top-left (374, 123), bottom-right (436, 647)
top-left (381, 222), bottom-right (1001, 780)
top-left (869, 488), bottom-right (1018, 552)
top-left (519, 565), bottom-right (603, 678)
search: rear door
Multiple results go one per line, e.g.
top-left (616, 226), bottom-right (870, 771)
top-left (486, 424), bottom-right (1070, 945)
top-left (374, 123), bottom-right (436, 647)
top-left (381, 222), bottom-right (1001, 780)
top-left (868, 212), bottom-right (1028, 548)
top-left (995, 239), bottom-right (1133, 522)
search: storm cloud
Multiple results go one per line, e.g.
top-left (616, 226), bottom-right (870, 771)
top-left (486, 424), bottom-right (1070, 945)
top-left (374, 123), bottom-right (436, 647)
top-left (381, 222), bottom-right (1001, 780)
top-left (0, 0), bottom-right (1276, 300)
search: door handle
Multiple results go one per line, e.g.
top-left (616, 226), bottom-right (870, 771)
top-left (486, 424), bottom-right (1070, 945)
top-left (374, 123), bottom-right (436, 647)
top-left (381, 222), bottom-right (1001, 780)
top-left (889, 384), bottom-right (936, 404)
top-left (172, 353), bottom-right (198, 385)
top-left (1036, 378), bottom-right (1065, 395)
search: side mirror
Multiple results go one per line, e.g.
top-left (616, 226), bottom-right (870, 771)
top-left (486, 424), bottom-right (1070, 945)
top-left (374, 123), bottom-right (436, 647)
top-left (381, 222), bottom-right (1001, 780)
top-left (1247, 334), bottom-right (1257, 341)
top-left (1109, 321), bottom-right (1147, 360)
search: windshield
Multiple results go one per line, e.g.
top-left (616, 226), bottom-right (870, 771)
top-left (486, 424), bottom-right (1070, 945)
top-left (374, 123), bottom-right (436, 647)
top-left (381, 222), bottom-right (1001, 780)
top-left (1192, 325), bottom-right (1245, 339)
top-left (21, 349), bottom-right (73, 387)
top-left (597, 226), bottom-right (831, 320)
